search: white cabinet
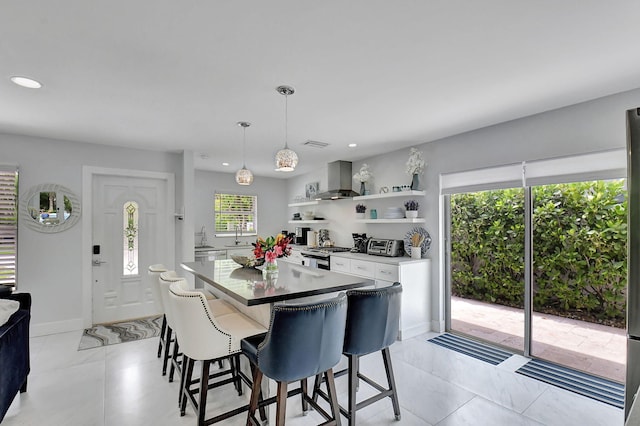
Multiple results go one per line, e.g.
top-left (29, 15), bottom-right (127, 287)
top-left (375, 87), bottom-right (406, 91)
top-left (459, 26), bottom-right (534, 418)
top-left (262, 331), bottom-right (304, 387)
top-left (350, 259), bottom-right (376, 278)
top-left (330, 256), bottom-right (350, 274)
top-left (375, 263), bottom-right (399, 283)
top-left (330, 253), bottom-right (431, 340)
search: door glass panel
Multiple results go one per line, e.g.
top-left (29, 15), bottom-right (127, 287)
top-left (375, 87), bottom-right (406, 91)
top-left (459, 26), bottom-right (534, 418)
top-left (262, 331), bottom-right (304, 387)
top-left (450, 187), bottom-right (525, 352)
top-left (531, 180), bottom-right (627, 382)
top-left (123, 201), bottom-right (139, 276)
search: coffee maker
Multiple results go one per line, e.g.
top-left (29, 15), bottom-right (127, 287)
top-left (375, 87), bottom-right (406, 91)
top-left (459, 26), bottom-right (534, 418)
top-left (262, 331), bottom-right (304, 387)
top-left (295, 227), bottom-right (311, 245)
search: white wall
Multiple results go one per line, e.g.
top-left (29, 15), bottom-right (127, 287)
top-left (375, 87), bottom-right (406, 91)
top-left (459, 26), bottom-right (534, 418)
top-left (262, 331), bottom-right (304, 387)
top-left (1, 133), bottom-right (182, 335)
top-left (193, 170), bottom-right (289, 247)
top-left (286, 87), bottom-right (640, 332)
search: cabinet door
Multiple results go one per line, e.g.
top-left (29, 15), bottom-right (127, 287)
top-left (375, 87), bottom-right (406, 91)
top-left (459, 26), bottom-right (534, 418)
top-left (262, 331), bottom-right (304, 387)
top-left (350, 259), bottom-right (375, 278)
top-left (375, 263), bottom-right (399, 282)
top-left (331, 257), bottom-right (350, 273)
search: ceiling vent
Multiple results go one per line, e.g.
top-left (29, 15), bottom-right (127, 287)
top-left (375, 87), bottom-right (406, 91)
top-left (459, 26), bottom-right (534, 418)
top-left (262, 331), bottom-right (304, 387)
top-left (303, 140), bottom-right (329, 148)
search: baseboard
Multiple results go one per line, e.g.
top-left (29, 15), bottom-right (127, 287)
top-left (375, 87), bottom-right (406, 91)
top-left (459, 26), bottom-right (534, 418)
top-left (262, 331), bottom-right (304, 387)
top-left (399, 322), bottom-right (430, 340)
top-left (31, 318), bottom-right (84, 337)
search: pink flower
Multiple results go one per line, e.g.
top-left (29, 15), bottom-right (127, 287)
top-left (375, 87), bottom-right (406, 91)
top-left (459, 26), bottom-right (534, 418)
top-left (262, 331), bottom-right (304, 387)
top-left (274, 246), bottom-right (283, 257)
top-left (265, 250), bottom-right (277, 262)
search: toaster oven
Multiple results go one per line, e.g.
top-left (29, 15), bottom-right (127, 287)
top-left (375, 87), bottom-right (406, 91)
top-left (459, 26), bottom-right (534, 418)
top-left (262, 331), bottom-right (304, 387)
top-left (366, 238), bottom-right (404, 257)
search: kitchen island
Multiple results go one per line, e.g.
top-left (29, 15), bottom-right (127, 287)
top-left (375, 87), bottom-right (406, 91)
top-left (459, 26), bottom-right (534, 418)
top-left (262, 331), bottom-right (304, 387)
top-left (181, 259), bottom-right (374, 327)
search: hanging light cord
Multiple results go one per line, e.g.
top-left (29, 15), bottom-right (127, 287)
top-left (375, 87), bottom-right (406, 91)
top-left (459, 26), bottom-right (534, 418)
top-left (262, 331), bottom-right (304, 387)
top-left (242, 125), bottom-right (247, 167)
top-left (284, 93), bottom-right (289, 149)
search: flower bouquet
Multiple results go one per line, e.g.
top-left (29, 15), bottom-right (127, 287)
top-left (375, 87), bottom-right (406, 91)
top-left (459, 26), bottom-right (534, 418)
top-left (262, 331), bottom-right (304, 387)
top-left (406, 148), bottom-right (426, 190)
top-left (253, 234), bottom-right (292, 276)
top-left (353, 163), bottom-right (372, 194)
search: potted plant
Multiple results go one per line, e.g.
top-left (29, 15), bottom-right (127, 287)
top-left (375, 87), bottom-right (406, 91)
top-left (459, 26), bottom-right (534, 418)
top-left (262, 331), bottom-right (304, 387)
top-left (355, 204), bottom-right (367, 219)
top-left (404, 200), bottom-right (419, 218)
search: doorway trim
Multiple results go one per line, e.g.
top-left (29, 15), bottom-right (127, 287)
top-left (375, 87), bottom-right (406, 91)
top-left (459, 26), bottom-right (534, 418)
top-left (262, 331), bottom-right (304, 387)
top-left (82, 166), bottom-right (175, 327)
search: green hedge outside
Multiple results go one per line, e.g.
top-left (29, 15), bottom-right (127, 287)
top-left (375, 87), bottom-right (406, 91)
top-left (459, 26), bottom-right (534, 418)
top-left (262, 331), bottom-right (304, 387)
top-left (451, 180), bottom-right (627, 325)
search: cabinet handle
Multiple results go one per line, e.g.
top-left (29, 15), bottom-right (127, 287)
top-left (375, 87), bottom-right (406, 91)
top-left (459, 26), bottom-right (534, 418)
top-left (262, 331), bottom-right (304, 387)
top-left (380, 270), bottom-right (391, 275)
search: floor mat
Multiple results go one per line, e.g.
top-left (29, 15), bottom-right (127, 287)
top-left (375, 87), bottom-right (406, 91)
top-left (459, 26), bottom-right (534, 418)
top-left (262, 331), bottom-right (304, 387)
top-left (516, 358), bottom-right (624, 409)
top-left (78, 315), bottom-right (162, 350)
top-left (427, 333), bottom-right (513, 365)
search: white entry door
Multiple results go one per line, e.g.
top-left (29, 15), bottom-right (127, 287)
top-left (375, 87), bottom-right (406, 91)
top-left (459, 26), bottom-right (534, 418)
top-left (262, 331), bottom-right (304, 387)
top-left (92, 174), bottom-right (171, 324)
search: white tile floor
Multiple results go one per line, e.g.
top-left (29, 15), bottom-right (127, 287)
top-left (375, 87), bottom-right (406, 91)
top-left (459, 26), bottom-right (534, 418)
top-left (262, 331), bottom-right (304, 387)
top-left (3, 330), bottom-right (624, 426)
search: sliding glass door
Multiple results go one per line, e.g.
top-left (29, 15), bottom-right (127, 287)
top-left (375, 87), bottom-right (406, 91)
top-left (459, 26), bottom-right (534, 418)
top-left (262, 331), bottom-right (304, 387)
top-left (447, 178), bottom-right (627, 381)
top-left (530, 180), bottom-right (627, 382)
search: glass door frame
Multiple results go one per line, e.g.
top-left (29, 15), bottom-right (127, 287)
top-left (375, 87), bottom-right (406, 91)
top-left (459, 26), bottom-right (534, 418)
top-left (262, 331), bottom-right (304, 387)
top-left (444, 186), bottom-right (534, 358)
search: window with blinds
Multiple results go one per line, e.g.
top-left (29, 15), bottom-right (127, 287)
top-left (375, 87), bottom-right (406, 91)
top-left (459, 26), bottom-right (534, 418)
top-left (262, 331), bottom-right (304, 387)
top-left (0, 168), bottom-right (18, 287)
top-left (214, 193), bottom-right (257, 236)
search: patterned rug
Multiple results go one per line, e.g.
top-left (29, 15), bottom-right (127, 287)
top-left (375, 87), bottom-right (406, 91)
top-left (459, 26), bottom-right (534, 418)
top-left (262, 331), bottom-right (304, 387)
top-left (78, 315), bottom-right (163, 350)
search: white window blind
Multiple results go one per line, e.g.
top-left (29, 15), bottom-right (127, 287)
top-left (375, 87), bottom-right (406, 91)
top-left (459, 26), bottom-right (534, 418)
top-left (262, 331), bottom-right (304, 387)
top-left (214, 193), bottom-right (257, 236)
top-left (440, 149), bottom-right (626, 195)
top-left (0, 167), bottom-right (18, 286)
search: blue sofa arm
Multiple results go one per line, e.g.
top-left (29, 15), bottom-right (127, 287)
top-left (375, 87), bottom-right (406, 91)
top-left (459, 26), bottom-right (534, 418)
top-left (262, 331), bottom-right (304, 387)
top-left (0, 292), bottom-right (31, 423)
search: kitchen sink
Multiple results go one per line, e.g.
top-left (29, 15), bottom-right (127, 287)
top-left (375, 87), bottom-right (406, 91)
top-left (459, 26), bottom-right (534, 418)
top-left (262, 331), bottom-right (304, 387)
top-left (194, 245), bottom-right (217, 251)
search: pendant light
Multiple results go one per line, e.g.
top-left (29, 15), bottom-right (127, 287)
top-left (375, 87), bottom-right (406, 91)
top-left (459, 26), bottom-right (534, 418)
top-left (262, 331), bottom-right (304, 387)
top-left (235, 121), bottom-right (254, 185)
top-left (275, 85), bottom-right (299, 172)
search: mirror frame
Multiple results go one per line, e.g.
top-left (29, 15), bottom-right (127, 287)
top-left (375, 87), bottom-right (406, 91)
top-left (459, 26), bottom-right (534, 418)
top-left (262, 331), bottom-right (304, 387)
top-left (21, 183), bottom-right (81, 233)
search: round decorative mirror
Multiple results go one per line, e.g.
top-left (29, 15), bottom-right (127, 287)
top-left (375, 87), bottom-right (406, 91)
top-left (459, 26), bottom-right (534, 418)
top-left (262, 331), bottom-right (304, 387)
top-left (21, 183), bottom-right (81, 233)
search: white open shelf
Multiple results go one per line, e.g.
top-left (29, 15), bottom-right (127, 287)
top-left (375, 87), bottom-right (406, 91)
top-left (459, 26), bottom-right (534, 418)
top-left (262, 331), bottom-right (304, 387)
top-left (353, 190), bottom-right (425, 201)
top-left (288, 220), bottom-right (329, 224)
top-left (288, 200), bottom-right (320, 207)
top-left (355, 218), bottom-right (426, 224)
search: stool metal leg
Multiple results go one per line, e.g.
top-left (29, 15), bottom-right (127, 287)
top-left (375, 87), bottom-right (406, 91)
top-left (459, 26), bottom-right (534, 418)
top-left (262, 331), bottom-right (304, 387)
top-left (382, 348), bottom-right (401, 420)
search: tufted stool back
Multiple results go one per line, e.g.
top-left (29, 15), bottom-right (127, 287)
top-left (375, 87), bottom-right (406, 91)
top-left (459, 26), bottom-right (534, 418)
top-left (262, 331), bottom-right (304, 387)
top-left (254, 293), bottom-right (347, 383)
top-left (148, 264), bottom-right (168, 311)
top-left (343, 282), bottom-right (402, 356)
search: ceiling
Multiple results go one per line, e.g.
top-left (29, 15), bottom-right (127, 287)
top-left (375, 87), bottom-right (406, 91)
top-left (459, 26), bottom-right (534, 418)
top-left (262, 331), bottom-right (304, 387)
top-left (2, 1), bottom-right (640, 178)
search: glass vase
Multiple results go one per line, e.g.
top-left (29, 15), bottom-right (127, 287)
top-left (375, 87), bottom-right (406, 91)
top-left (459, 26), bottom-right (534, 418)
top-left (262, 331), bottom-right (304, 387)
top-left (262, 258), bottom-right (278, 282)
top-left (360, 181), bottom-right (366, 195)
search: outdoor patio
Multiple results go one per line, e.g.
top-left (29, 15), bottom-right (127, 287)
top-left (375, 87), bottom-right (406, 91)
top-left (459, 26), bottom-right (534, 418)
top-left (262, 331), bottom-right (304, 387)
top-left (451, 296), bottom-right (626, 383)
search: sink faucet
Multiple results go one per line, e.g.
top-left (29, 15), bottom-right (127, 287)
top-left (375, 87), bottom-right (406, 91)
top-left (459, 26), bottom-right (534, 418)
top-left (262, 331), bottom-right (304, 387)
top-left (200, 226), bottom-right (207, 247)
top-left (235, 224), bottom-right (242, 245)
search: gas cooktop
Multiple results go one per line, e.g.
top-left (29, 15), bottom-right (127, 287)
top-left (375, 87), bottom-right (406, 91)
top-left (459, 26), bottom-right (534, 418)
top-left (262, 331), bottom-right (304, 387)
top-left (302, 247), bottom-right (352, 257)
top-left (306, 247), bottom-right (351, 253)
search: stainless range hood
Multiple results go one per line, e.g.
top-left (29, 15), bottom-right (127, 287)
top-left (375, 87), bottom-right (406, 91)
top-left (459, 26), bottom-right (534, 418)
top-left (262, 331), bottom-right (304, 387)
top-left (315, 160), bottom-right (360, 200)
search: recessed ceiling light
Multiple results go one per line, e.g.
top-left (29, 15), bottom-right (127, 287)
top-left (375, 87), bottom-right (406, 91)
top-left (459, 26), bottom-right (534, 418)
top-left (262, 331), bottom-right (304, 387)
top-left (222, 162), bottom-right (230, 166)
top-left (348, 143), bottom-right (357, 148)
top-left (10, 76), bottom-right (42, 89)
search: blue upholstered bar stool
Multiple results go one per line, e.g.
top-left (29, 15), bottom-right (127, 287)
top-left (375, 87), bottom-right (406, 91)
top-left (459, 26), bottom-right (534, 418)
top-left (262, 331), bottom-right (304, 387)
top-left (148, 264), bottom-right (168, 361)
top-left (313, 282), bottom-right (402, 425)
top-left (168, 281), bottom-right (266, 425)
top-left (242, 293), bottom-right (348, 426)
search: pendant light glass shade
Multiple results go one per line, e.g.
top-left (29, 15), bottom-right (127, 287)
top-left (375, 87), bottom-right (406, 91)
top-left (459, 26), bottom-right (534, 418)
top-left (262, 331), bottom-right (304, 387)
top-left (235, 122), bottom-right (254, 185)
top-left (275, 147), bottom-right (298, 172)
top-left (275, 85), bottom-right (298, 172)
top-left (235, 167), bottom-right (253, 185)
